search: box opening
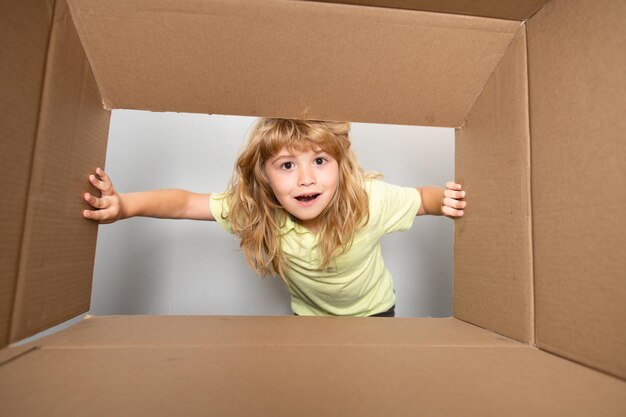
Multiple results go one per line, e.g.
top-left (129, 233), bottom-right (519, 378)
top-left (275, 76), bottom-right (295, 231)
top-left (90, 110), bottom-right (455, 318)
top-left (4, 0), bottom-right (624, 385)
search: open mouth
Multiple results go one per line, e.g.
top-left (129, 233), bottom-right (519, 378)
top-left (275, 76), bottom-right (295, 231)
top-left (295, 193), bottom-right (320, 202)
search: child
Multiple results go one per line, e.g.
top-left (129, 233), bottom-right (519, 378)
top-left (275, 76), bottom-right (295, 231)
top-left (83, 118), bottom-right (466, 317)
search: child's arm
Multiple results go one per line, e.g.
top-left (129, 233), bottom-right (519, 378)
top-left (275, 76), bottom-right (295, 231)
top-left (417, 182), bottom-right (466, 218)
top-left (82, 167), bottom-right (215, 223)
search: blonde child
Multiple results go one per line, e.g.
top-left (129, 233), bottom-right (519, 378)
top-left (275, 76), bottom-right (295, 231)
top-left (83, 118), bottom-right (466, 317)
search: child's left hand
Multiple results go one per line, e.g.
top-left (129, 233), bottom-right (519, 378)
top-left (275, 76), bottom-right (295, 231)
top-left (441, 182), bottom-right (466, 218)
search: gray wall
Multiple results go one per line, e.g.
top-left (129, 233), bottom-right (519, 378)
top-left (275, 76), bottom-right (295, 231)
top-left (89, 110), bottom-right (454, 317)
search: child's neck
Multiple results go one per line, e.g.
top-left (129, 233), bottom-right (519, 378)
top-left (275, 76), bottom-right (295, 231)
top-left (302, 224), bottom-right (321, 234)
top-left (294, 217), bottom-right (321, 234)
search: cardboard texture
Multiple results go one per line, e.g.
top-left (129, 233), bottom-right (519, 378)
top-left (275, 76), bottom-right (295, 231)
top-left (1, 346), bottom-right (623, 417)
top-left (311, 0), bottom-right (551, 20)
top-left (7, 0), bottom-right (110, 343)
top-left (526, 0), bottom-right (626, 379)
top-left (455, 28), bottom-right (533, 344)
top-left (1, 316), bottom-right (625, 417)
top-left (0, 0), bottom-right (55, 349)
top-left (21, 315), bottom-right (521, 347)
top-left (0, 345), bottom-right (38, 368)
top-left (1, 0), bottom-right (625, 414)
top-left (66, 0), bottom-right (520, 127)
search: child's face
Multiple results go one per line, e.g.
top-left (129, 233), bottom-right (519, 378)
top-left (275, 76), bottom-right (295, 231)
top-left (265, 146), bottom-right (339, 233)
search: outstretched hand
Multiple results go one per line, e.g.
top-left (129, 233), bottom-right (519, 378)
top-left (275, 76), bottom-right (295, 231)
top-left (82, 168), bottom-right (124, 224)
top-left (442, 182), bottom-right (466, 219)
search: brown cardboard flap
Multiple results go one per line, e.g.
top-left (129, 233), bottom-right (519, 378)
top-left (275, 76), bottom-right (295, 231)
top-left (0, 1), bottom-right (55, 349)
top-left (1, 344), bottom-right (624, 416)
top-left (27, 315), bottom-right (522, 348)
top-left (310, 0), bottom-right (551, 21)
top-left (0, 345), bottom-right (39, 368)
top-left (454, 28), bottom-right (533, 344)
top-left (9, 0), bottom-right (110, 344)
top-left (527, 0), bottom-right (626, 380)
top-left (67, 0), bottom-right (519, 127)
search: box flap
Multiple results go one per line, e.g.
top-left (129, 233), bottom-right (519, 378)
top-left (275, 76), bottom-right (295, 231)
top-left (454, 27), bottom-right (533, 343)
top-left (1, 317), bottom-right (624, 416)
top-left (0, 345), bottom-right (39, 368)
top-left (0, 0), bottom-right (55, 349)
top-left (67, 0), bottom-right (520, 127)
top-left (26, 315), bottom-right (521, 347)
top-left (8, 0), bottom-right (110, 344)
top-left (310, 0), bottom-right (551, 21)
top-left (4, 347), bottom-right (625, 416)
top-left (527, 0), bottom-right (626, 380)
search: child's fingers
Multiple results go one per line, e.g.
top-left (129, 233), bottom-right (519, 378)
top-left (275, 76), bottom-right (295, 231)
top-left (83, 202), bottom-right (119, 223)
top-left (442, 182), bottom-right (466, 219)
top-left (88, 174), bottom-right (106, 190)
top-left (445, 181), bottom-right (462, 191)
top-left (444, 188), bottom-right (465, 200)
top-left (442, 205), bottom-right (464, 218)
top-left (443, 196), bottom-right (466, 210)
top-left (89, 168), bottom-right (115, 196)
top-left (83, 192), bottom-right (110, 209)
top-left (83, 208), bottom-right (112, 222)
top-left (83, 169), bottom-right (118, 223)
top-left (95, 167), bottom-right (112, 185)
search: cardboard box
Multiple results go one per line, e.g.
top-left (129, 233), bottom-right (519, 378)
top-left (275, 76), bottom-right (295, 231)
top-left (1, 0), bottom-right (625, 415)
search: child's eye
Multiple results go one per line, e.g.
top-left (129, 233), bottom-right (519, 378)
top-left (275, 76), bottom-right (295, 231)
top-left (281, 162), bottom-right (294, 170)
top-left (313, 157), bottom-right (327, 166)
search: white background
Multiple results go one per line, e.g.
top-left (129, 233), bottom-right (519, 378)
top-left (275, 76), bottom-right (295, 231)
top-left (89, 110), bottom-right (455, 317)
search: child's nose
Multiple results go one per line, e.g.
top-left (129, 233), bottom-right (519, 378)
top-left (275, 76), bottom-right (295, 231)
top-left (298, 166), bottom-right (316, 186)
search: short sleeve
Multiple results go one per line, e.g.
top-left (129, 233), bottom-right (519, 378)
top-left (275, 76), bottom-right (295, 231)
top-left (368, 180), bottom-right (421, 234)
top-left (209, 192), bottom-right (233, 233)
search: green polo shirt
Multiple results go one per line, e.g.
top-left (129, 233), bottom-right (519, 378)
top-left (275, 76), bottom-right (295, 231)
top-left (210, 179), bottom-right (421, 316)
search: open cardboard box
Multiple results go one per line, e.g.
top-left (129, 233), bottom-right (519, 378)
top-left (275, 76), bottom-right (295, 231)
top-left (1, 0), bottom-right (625, 415)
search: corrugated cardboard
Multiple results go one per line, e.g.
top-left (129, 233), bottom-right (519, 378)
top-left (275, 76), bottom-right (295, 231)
top-left (0, 0), bottom-right (55, 348)
top-left (526, 0), bottom-right (626, 379)
top-left (1, 0), bottom-right (625, 414)
top-left (19, 315), bottom-right (520, 347)
top-left (3, 346), bottom-right (623, 416)
top-left (6, 0), bottom-right (110, 342)
top-left (66, 0), bottom-right (520, 127)
top-left (311, 0), bottom-right (551, 20)
top-left (1, 316), bottom-right (625, 417)
top-left (0, 345), bottom-right (37, 368)
top-left (454, 27), bottom-right (533, 344)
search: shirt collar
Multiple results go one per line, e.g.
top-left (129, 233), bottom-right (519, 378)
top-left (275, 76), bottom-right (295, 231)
top-left (282, 214), bottom-right (314, 235)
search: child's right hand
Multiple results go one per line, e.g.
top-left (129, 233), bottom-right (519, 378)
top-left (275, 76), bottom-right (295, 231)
top-left (82, 168), bottom-right (124, 224)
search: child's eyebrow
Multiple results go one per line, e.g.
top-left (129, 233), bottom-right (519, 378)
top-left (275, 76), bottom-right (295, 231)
top-left (269, 149), bottom-right (327, 164)
top-left (269, 153), bottom-right (295, 163)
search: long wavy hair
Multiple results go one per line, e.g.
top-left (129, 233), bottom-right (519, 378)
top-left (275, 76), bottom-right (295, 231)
top-left (222, 118), bottom-right (379, 279)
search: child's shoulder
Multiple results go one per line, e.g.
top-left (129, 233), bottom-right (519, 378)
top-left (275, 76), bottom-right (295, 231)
top-left (363, 177), bottom-right (396, 194)
top-left (363, 176), bottom-right (383, 190)
top-left (365, 178), bottom-right (420, 209)
top-left (364, 178), bottom-right (421, 233)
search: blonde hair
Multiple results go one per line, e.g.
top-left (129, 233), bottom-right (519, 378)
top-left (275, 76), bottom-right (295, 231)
top-left (223, 118), bottom-right (379, 279)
